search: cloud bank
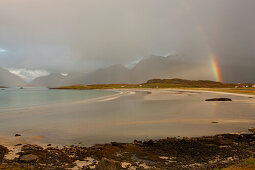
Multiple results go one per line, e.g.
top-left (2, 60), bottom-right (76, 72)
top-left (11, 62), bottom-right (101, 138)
top-left (8, 68), bottom-right (49, 82)
top-left (0, 0), bottom-right (254, 82)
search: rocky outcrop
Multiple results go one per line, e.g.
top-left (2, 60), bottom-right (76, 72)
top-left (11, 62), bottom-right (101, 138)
top-left (19, 154), bottom-right (39, 162)
top-left (0, 133), bottom-right (255, 169)
top-left (205, 98), bottom-right (232, 101)
top-left (0, 145), bottom-right (8, 163)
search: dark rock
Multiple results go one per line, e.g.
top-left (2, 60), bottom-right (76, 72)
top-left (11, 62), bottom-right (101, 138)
top-left (1, 133), bottom-right (255, 169)
top-left (96, 158), bottom-right (122, 170)
top-left (134, 140), bottom-right (142, 145)
top-left (47, 147), bottom-right (55, 150)
top-left (0, 145), bottom-right (8, 163)
top-left (167, 137), bottom-right (178, 143)
top-left (19, 154), bottom-right (39, 162)
top-left (15, 134), bottom-right (21, 137)
top-left (111, 142), bottom-right (124, 146)
top-left (47, 144), bottom-right (51, 146)
top-left (144, 139), bottom-right (154, 145)
top-left (21, 144), bottom-right (43, 151)
top-left (205, 98), bottom-right (232, 101)
top-left (15, 144), bottom-right (22, 146)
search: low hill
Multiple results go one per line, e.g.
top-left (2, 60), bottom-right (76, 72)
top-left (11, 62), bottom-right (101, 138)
top-left (144, 78), bottom-right (235, 88)
top-left (51, 78), bottom-right (238, 90)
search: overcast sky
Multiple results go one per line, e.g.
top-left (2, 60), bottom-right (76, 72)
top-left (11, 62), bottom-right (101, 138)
top-left (0, 0), bottom-right (255, 82)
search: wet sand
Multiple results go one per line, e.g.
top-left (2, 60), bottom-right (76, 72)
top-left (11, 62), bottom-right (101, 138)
top-left (0, 88), bottom-right (255, 146)
top-left (1, 88), bottom-right (255, 169)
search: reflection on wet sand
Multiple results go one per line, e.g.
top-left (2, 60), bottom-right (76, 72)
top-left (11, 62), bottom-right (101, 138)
top-left (0, 89), bottom-right (255, 146)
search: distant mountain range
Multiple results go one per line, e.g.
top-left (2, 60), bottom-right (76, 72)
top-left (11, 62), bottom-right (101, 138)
top-left (0, 67), bottom-right (26, 87)
top-left (29, 55), bottom-right (213, 87)
top-left (0, 55), bottom-right (214, 87)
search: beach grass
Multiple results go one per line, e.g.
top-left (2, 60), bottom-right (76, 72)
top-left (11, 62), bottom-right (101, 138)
top-left (217, 155), bottom-right (255, 170)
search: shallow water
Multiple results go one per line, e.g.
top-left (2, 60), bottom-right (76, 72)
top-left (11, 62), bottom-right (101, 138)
top-left (0, 89), bottom-right (255, 146)
top-left (0, 87), bottom-right (116, 109)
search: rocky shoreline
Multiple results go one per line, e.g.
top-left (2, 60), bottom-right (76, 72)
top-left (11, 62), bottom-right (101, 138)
top-left (1, 132), bottom-right (255, 169)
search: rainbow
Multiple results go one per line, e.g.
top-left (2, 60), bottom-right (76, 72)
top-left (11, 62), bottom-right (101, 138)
top-left (210, 53), bottom-right (222, 82)
top-left (179, 1), bottom-right (223, 82)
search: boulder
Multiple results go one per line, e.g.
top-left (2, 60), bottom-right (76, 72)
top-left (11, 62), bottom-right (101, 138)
top-left (205, 98), bottom-right (232, 101)
top-left (0, 145), bottom-right (8, 163)
top-left (96, 158), bottom-right (122, 170)
top-left (19, 154), bottom-right (39, 162)
top-left (15, 144), bottom-right (22, 147)
top-left (21, 144), bottom-right (43, 151)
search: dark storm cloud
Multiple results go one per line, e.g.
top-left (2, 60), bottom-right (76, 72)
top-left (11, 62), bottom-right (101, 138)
top-left (0, 0), bottom-right (254, 82)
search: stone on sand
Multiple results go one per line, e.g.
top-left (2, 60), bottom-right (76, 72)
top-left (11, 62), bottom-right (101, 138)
top-left (19, 154), bottom-right (39, 162)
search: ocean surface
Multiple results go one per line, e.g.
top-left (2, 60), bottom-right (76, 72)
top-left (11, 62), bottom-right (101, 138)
top-left (0, 87), bottom-right (117, 109)
top-left (0, 88), bottom-right (255, 146)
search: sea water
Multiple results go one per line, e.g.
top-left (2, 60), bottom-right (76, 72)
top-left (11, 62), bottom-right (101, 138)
top-left (0, 88), bottom-right (255, 146)
top-left (0, 87), bottom-right (116, 109)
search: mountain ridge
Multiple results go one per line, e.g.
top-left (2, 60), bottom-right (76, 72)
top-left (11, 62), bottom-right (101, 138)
top-left (29, 55), bottom-right (214, 87)
top-left (0, 67), bottom-right (26, 87)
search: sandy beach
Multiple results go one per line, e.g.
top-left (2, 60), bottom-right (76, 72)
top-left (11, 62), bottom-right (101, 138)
top-left (1, 88), bottom-right (255, 145)
top-left (0, 88), bottom-right (254, 143)
top-left (1, 88), bottom-right (255, 169)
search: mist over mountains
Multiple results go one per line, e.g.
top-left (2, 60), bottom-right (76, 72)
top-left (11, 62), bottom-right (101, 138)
top-left (28, 55), bottom-right (213, 87)
top-left (1, 55), bottom-right (255, 87)
top-left (1, 0), bottom-right (255, 84)
top-left (0, 55), bottom-right (212, 87)
top-left (0, 68), bottom-right (26, 87)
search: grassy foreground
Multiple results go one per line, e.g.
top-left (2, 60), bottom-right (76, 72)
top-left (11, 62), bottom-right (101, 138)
top-left (218, 155), bottom-right (255, 170)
